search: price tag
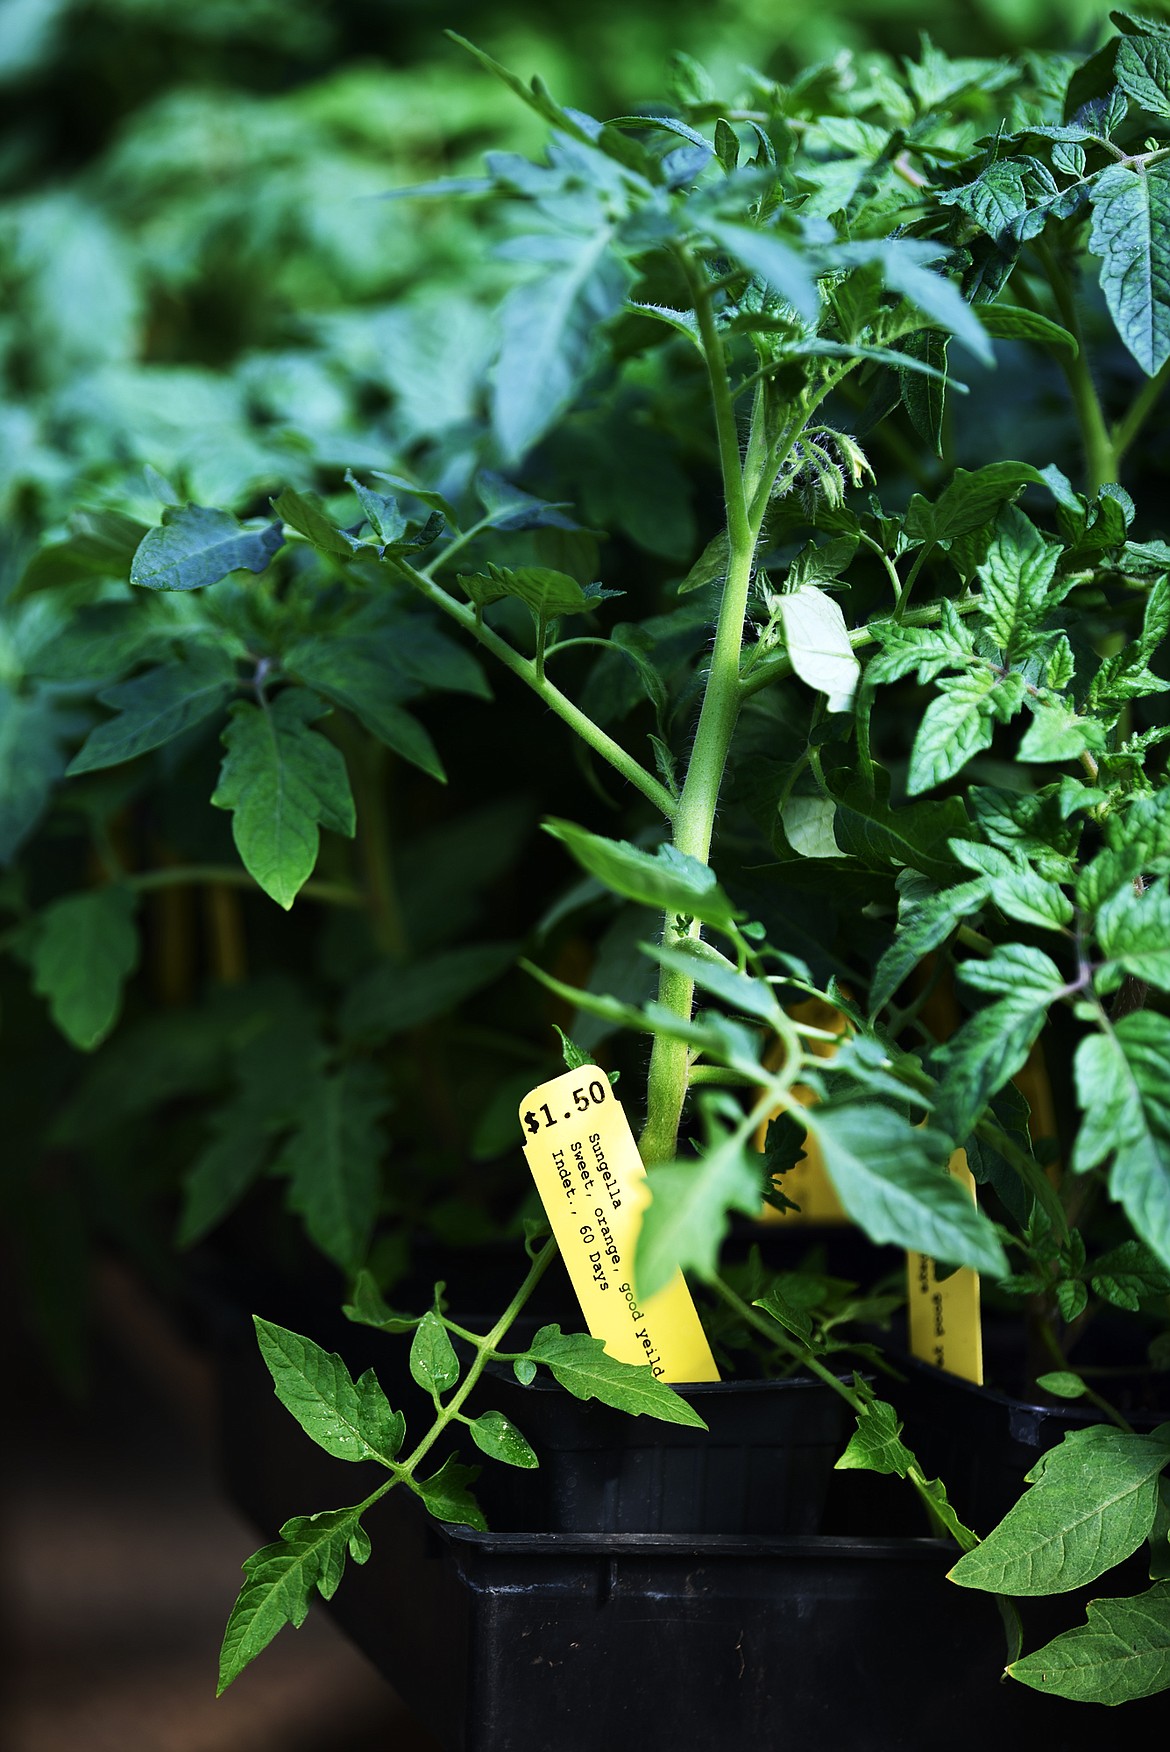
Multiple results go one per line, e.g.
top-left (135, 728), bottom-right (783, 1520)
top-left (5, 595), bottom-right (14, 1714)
top-left (519, 1066), bottom-right (719, 1384)
top-left (906, 1149), bottom-right (984, 1385)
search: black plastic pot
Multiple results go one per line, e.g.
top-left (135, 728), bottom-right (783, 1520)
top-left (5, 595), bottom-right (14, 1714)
top-left (474, 1366), bottom-right (851, 1534)
top-left (212, 1283), bottom-right (1168, 1751)
top-left (890, 1350), bottom-right (1169, 1533)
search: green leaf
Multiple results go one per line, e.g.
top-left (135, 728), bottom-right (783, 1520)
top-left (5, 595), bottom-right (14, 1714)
top-left (804, 1105), bottom-right (1008, 1275)
top-left (0, 687), bottom-right (69, 862)
top-left (639, 939), bottom-right (778, 1024)
top-left (1019, 702), bottom-right (1107, 764)
top-left (775, 585), bottom-right (860, 712)
top-left (938, 949), bottom-right (1065, 1141)
top-left (1097, 876), bottom-right (1170, 989)
top-left (218, 1506), bottom-right (368, 1694)
top-left (212, 690), bottom-right (355, 910)
top-left (903, 462), bottom-right (1048, 544)
top-left (253, 1318), bottom-right (405, 1466)
top-left (950, 1425), bottom-right (1170, 1595)
top-left (282, 639), bottom-right (446, 783)
top-left (869, 878), bottom-right (990, 1013)
top-left (835, 1398), bottom-right (916, 1476)
top-left (177, 1113), bottom-right (272, 1248)
top-left (340, 943), bottom-right (518, 1042)
top-left (342, 1271), bottom-right (420, 1335)
top-left (524, 1325), bottom-right (707, 1423)
top-left (1009, 1582), bottom-right (1170, 1704)
top-left (977, 505), bottom-right (1061, 652)
top-left (900, 329), bottom-right (949, 456)
top-left (492, 232), bottom-right (631, 462)
top-left (1089, 161), bottom-right (1170, 375)
top-left (950, 841), bottom-right (1074, 930)
top-left (841, 240), bottom-right (995, 364)
top-left (457, 562), bottom-right (592, 619)
top-left (636, 1131), bottom-right (766, 1297)
top-left (1036, 1371), bottom-right (1088, 1399)
top-left (29, 885), bottom-right (139, 1050)
top-left (66, 648), bottom-right (237, 774)
top-left (543, 820), bottom-right (739, 931)
top-left (130, 504), bottom-right (284, 592)
top-left (20, 509), bottom-right (148, 594)
top-left (467, 1409), bottom-right (539, 1469)
top-left (975, 303), bottom-right (1078, 356)
top-left (907, 671), bottom-right (998, 794)
top-left (271, 486), bottom-right (354, 559)
top-left (704, 220), bottom-right (820, 321)
top-left (1073, 1013), bottom-right (1170, 1271)
top-left (1116, 33), bottom-right (1170, 119)
top-left (832, 776), bottom-right (972, 887)
top-left (409, 1312), bottom-right (461, 1395)
top-left (273, 1063), bottom-right (388, 1274)
top-left (412, 1455), bottom-right (486, 1529)
top-left (1091, 1240), bottom-right (1170, 1311)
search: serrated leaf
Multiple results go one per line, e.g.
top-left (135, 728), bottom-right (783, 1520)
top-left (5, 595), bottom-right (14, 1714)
top-left (776, 585), bottom-right (860, 712)
top-left (950, 1424), bottom-right (1170, 1594)
top-left (177, 1113), bottom-right (272, 1248)
top-left (212, 690), bottom-right (355, 909)
top-left (835, 1398), bottom-right (915, 1476)
top-left (130, 504), bottom-right (284, 592)
top-left (467, 1409), bottom-right (539, 1468)
top-left (977, 505), bottom-right (1061, 652)
top-left (1116, 33), bottom-right (1170, 118)
top-left (543, 820), bottom-right (740, 930)
top-left (273, 1063), bottom-right (388, 1274)
top-left (704, 220), bottom-right (820, 321)
top-left (524, 1325), bottom-right (707, 1423)
top-left (1009, 1582), bottom-right (1170, 1704)
top-left (904, 462), bottom-right (1048, 544)
top-left (271, 487), bottom-right (354, 558)
top-left (342, 1270), bottom-right (421, 1335)
top-left (639, 939), bottom-right (778, 1024)
top-left (492, 232), bottom-right (631, 462)
top-left (218, 1506), bottom-right (366, 1694)
top-left (950, 841), bottom-right (1074, 930)
top-left (1089, 161), bottom-right (1170, 375)
top-left (1091, 1239), bottom-right (1170, 1311)
top-left (409, 1311), bottom-right (460, 1395)
top-left (1097, 876), bottom-right (1170, 989)
top-left (253, 1318), bottom-right (406, 1465)
top-left (0, 687), bottom-right (69, 862)
top-left (907, 671), bottom-right (998, 794)
top-left (637, 1131), bottom-right (766, 1297)
top-left (340, 942), bottom-right (518, 1042)
top-left (29, 885), bottom-right (139, 1050)
top-left (900, 329), bottom-right (949, 456)
top-left (976, 302), bottom-right (1078, 355)
top-left (66, 648), bottom-right (237, 774)
top-left (458, 562), bottom-right (592, 619)
top-left (805, 1105), bottom-right (1007, 1274)
top-left (282, 639), bottom-right (445, 783)
top-left (869, 877), bottom-right (989, 1014)
top-left (1073, 1013), bottom-right (1170, 1271)
top-left (833, 776), bottom-right (972, 886)
top-left (412, 1455), bottom-right (486, 1529)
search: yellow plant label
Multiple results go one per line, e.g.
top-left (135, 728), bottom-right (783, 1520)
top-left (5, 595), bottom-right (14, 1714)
top-left (906, 1150), bottom-right (983, 1385)
top-left (519, 1065), bottom-right (719, 1383)
top-left (756, 998), bottom-right (848, 1223)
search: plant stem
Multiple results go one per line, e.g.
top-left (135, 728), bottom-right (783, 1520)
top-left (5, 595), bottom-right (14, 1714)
top-left (395, 558), bottom-right (676, 818)
top-left (1111, 355), bottom-right (1170, 471)
top-left (1036, 237), bottom-right (1116, 492)
top-left (639, 251), bottom-right (764, 1164)
top-left (396, 1239), bottom-right (558, 1477)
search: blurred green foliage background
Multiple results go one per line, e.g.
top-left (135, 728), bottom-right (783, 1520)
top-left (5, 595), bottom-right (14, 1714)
top-left (0, 0), bottom-right (1129, 544)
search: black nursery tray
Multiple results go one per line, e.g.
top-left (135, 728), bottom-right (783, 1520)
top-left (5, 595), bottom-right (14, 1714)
top-left (321, 1490), bottom-right (1164, 1752)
